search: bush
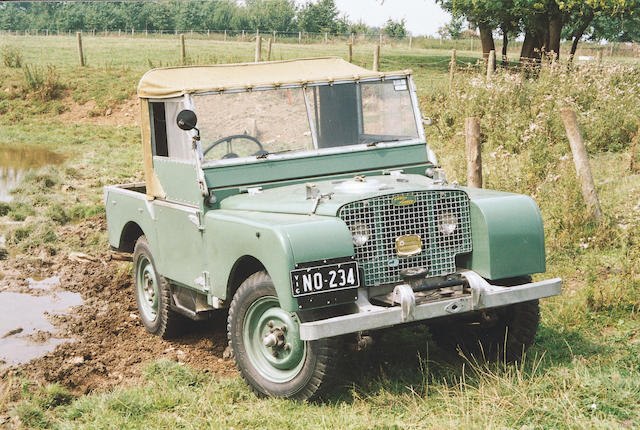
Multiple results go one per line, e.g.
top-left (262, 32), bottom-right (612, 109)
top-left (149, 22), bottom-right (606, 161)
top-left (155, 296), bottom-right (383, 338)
top-left (7, 202), bottom-right (35, 221)
top-left (1, 45), bottom-right (22, 68)
top-left (22, 64), bottom-right (65, 101)
top-left (69, 204), bottom-right (105, 220)
top-left (46, 204), bottom-right (70, 225)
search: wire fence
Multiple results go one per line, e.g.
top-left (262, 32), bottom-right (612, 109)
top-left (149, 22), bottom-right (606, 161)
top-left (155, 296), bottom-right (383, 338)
top-left (3, 28), bottom-right (640, 59)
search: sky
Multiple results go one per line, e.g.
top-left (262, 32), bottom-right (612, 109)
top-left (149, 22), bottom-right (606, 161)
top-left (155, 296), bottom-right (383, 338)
top-left (332, 0), bottom-right (451, 37)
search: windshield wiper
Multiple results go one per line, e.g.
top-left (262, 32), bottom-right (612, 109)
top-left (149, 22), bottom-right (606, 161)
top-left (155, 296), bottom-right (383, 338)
top-left (366, 138), bottom-right (402, 147)
top-left (256, 149), bottom-right (294, 159)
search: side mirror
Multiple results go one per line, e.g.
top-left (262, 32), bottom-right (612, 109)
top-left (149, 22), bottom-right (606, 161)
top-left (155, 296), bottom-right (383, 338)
top-left (176, 109), bottom-right (197, 131)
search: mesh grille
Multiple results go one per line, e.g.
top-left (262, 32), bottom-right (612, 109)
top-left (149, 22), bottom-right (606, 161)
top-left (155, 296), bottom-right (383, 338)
top-left (338, 190), bottom-right (472, 286)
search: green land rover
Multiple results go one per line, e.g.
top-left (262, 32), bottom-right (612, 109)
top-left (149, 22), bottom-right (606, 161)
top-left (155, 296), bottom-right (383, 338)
top-left (104, 57), bottom-right (562, 400)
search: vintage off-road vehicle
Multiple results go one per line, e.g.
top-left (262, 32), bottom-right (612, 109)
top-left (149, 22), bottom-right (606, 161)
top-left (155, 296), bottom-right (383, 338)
top-left (105, 57), bottom-right (562, 399)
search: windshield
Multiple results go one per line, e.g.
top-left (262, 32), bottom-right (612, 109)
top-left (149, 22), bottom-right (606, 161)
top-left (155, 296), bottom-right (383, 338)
top-left (194, 78), bottom-right (419, 163)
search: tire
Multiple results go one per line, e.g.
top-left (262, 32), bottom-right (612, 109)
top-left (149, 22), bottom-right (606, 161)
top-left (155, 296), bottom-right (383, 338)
top-left (430, 276), bottom-right (540, 363)
top-left (227, 271), bottom-right (340, 400)
top-left (133, 236), bottom-right (183, 339)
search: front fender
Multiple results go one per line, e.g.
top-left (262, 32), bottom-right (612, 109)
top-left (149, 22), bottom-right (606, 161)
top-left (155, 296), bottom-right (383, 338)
top-left (204, 210), bottom-right (354, 311)
top-left (458, 188), bottom-right (546, 279)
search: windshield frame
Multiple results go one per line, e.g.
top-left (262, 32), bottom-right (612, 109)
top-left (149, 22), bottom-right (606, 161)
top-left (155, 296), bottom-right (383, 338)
top-left (192, 74), bottom-right (425, 169)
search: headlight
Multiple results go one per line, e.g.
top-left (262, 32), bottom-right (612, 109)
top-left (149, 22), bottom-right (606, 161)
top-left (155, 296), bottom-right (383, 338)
top-left (351, 222), bottom-right (371, 247)
top-left (439, 212), bottom-right (457, 235)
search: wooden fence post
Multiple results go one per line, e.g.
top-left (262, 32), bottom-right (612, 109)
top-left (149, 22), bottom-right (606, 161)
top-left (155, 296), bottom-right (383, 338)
top-left (630, 124), bottom-right (639, 172)
top-left (224, 30), bottom-right (227, 41)
top-left (180, 34), bottom-right (186, 63)
top-left (373, 44), bottom-right (380, 71)
top-left (487, 49), bottom-right (495, 80)
top-left (465, 117), bottom-right (482, 188)
top-left (76, 32), bottom-right (85, 67)
top-left (348, 42), bottom-right (353, 63)
top-left (273, 30), bottom-right (276, 42)
top-left (409, 36), bottom-right (413, 49)
top-left (449, 49), bottom-right (456, 91)
top-left (255, 35), bottom-right (262, 62)
top-left (266, 38), bottom-right (272, 61)
top-left (298, 31), bottom-right (302, 44)
top-left (560, 109), bottom-right (603, 221)
top-left (242, 29), bottom-right (245, 41)
top-left (324, 32), bottom-right (328, 43)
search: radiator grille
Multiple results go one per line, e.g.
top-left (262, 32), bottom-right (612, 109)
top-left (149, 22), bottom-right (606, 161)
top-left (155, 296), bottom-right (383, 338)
top-left (338, 190), bottom-right (472, 286)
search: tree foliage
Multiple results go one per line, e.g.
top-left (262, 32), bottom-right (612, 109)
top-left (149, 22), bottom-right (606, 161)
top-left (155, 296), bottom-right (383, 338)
top-left (0, 0), bottom-right (382, 35)
top-left (383, 18), bottom-right (407, 39)
top-left (436, 0), bottom-right (640, 61)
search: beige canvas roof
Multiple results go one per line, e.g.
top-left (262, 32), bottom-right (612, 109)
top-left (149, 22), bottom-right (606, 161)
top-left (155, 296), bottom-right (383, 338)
top-left (137, 57), bottom-right (411, 99)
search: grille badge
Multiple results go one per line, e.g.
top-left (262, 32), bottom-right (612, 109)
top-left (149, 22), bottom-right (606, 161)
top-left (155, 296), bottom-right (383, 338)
top-left (396, 234), bottom-right (422, 257)
top-left (392, 194), bottom-right (416, 206)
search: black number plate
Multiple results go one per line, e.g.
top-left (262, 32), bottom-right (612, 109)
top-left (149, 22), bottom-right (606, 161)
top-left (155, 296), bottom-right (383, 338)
top-left (290, 262), bottom-right (360, 297)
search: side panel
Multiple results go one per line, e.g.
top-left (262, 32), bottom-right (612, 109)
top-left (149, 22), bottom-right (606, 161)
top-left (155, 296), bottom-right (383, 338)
top-left (459, 188), bottom-right (546, 279)
top-left (104, 187), bottom-right (158, 256)
top-left (153, 203), bottom-right (207, 290)
top-left (204, 210), bottom-right (354, 312)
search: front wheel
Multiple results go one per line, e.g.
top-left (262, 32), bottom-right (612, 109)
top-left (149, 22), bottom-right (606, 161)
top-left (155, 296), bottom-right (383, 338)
top-left (227, 271), bottom-right (340, 400)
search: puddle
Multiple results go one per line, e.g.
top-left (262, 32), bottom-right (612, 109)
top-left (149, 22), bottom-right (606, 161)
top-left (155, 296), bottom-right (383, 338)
top-left (0, 145), bottom-right (66, 203)
top-left (0, 290), bottom-right (83, 366)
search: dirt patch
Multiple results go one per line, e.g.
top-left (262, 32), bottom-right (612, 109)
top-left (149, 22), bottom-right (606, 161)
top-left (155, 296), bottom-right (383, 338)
top-left (56, 96), bottom-right (139, 127)
top-left (0, 217), bottom-right (236, 396)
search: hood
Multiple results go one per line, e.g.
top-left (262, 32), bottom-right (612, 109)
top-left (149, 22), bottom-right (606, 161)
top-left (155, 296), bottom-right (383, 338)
top-left (219, 174), bottom-right (463, 216)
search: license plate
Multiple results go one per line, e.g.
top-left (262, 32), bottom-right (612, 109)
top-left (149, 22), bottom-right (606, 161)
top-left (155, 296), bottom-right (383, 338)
top-left (290, 262), bottom-right (360, 297)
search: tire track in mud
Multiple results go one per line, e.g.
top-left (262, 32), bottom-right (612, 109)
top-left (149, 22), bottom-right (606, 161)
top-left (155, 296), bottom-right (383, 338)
top-left (0, 217), bottom-right (237, 395)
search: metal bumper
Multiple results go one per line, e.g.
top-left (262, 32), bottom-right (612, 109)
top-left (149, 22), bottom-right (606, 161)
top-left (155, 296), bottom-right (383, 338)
top-left (299, 271), bottom-right (562, 341)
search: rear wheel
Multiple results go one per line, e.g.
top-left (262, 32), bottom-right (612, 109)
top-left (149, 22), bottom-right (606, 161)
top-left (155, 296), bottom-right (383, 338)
top-left (430, 276), bottom-right (540, 362)
top-left (227, 271), bottom-right (340, 400)
top-left (133, 236), bottom-right (183, 339)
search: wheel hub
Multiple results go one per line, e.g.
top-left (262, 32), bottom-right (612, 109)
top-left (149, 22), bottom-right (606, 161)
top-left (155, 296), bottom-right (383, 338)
top-left (262, 324), bottom-right (290, 357)
top-left (136, 256), bottom-right (159, 322)
top-left (243, 297), bottom-right (306, 383)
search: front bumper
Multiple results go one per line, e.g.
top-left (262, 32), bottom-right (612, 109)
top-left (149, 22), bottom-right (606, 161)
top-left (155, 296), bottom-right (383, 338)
top-left (298, 271), bottom-right (562, 341)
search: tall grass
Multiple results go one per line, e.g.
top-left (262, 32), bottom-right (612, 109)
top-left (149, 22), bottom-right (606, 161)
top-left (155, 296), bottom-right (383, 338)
top-left (1, 44), bottom-right (23, 68)
top-left (21, 64), bottom-right (65, 101)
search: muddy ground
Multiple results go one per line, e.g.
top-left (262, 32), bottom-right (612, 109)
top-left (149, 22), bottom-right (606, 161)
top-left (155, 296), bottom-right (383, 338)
top-left (0, 217), bottom-right (237, 398)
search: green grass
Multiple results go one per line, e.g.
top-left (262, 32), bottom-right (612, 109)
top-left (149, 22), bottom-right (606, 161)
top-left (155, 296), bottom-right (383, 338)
top-left (1, 34), bottom-right (639, 428)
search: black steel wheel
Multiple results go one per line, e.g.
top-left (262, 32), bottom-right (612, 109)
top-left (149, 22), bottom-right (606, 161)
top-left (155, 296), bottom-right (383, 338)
top-left (430, 276), bottom-right (540, 362)
top-left (132, 236), bottom-right (184, 339)
top-left (227, 271), bottom-right (341, 400)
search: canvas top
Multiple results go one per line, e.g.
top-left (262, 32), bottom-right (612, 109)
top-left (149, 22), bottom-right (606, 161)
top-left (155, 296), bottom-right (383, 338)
top-left (137, 57), bottom-right (411, 98)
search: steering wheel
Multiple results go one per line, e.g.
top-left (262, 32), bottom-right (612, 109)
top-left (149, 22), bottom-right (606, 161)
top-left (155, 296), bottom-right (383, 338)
top-left (203, 134), bottom-right (267, 159)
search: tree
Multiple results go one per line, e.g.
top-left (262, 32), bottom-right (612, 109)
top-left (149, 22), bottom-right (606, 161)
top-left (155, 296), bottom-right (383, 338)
top-left (297, 0), bottom-right (339, 33)
top-left (383, 18), bottom-right (407, 39)
top-left (246, 0), bottom-right (296, 32)
top-left (437, 15), bottom-right (465, 39)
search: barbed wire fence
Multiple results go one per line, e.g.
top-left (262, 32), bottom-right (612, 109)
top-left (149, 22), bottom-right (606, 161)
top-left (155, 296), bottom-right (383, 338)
top-left (2, 27), bottom-right (640, 59)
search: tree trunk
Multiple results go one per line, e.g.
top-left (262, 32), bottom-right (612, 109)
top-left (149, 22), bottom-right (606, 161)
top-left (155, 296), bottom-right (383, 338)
top-left (548, 15), bottom-right (563, 59)
top-left (501, 28), bottom-right (509, 66)
top-left (478, 22), bottom-right (495, 63)
top-left (520, 31), bottom-right (539, 62)
top-left (569, 14), bottom-right (594, 61)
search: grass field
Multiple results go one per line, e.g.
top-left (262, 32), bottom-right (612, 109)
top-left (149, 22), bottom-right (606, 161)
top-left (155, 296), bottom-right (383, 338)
top-left (1, 34), bottom-right (639, 429)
